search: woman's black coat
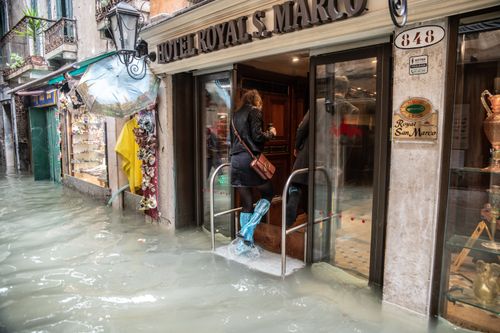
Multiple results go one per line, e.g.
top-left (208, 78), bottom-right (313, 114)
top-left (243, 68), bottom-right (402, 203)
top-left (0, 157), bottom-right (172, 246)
top-left (230, 104), bottom-right (273, 187)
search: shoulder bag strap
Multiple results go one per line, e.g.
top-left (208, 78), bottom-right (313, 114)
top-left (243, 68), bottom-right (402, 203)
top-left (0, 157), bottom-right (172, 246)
top-left (231, 119), bottom-right (257, 159)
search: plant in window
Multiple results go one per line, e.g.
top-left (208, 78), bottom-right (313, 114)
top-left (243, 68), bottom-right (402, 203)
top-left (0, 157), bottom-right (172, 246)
top-left (14, 7), bottom-right (47, 56)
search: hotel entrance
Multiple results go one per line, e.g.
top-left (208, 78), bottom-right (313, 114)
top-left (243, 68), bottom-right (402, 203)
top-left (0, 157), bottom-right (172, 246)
top-left (195, 44), bottom-right (391, 286)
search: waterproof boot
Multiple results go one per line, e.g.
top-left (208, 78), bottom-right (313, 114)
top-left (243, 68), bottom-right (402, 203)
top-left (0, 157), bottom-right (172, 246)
top-left (286, 186), bottom-right (301, 227)
top-left (239, 199), bottom-right (271, 244)
top-left (237, 212), bottom-right (252, 238)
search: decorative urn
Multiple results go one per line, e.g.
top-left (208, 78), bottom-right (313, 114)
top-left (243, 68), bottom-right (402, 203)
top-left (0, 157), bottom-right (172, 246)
top-left (481, 89), bottom-right (500, 171)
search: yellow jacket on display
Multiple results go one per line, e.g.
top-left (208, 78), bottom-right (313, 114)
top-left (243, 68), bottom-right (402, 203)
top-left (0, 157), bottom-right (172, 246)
top-left (115, 118), bottom-right (142, 193)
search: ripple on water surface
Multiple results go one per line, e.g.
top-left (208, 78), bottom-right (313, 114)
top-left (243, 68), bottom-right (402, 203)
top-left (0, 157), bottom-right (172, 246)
top-left (0, 174), bottom-right (470, 332)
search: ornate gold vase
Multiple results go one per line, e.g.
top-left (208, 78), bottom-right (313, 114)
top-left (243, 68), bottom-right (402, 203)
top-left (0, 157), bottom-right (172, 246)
top-left (481, 90), bottom-right (500, 171)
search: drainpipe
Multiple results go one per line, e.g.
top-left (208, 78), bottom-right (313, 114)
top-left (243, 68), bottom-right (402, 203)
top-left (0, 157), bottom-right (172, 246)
top-left (10, 95), bottom-right (20, 171)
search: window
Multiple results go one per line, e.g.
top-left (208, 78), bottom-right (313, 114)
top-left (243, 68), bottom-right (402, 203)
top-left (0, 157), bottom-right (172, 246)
top-left (440, 13), bottom-right (500, 332)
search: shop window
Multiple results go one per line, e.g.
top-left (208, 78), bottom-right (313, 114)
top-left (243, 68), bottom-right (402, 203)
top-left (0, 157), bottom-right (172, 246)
top-left (440, 13), bottom-right (500, 332)
top-left (69, 108), bottom-right (108, 187)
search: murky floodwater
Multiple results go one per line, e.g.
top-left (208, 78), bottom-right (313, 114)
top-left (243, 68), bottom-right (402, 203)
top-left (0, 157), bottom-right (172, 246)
top-left (0, 173), bottom-right (473, 333)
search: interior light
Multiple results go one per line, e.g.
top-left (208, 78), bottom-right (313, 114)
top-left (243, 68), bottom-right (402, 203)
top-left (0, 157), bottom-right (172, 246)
top-left (292, 56), bottom-right (300, 63)
top-left (371, 59), bottom-right (377, 63)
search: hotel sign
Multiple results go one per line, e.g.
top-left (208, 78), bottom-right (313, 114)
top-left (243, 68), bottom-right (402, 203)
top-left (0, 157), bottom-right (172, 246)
top-left (393, 97), bottom-right (438, 141)
top-left (157, 0), bottom-right (367, 64)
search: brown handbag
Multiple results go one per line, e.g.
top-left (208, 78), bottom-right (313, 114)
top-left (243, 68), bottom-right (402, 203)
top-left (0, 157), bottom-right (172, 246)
top-left (232, 120), bottom-right (276, 180)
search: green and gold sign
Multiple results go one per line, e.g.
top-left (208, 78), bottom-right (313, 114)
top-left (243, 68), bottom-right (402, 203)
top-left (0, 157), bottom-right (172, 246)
top-left (399, 97), bottom-right (433, 121)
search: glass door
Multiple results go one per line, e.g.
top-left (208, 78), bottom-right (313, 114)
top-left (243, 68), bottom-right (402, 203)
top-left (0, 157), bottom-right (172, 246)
top-left (310, 46), bottom-right (391, 285)
top-left (199, 72), bottom-right (233, 236)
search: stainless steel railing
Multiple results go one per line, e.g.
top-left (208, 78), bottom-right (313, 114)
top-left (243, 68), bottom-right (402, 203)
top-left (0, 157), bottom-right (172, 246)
top-left (209, 163), bottom-right (334, 279)
top-left (209, 163), bottom-right (239, 251)
top-left (280, 167), bottom-right (333, 278)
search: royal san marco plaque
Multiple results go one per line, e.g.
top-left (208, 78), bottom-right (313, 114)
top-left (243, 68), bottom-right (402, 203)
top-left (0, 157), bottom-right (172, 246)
top-left (157, 0), bottom-right (367, 64)
top-left (392, 97), bottom-right (438, 141)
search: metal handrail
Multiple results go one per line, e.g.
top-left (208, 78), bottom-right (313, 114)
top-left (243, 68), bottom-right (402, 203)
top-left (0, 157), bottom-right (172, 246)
top-left (209, 163), bottom-right (235, 251)
top-left (281, 167), bottom-right (332, 278)
top-left (209, 162), bottom-right (334, 279)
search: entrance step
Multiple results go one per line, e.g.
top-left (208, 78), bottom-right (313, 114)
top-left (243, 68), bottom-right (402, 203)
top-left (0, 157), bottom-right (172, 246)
top-left (254, 213), bottom-right (307, 261)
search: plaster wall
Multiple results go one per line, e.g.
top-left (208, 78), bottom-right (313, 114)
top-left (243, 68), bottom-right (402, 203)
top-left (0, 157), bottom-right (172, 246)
top-left (0, 104), bottom-right (4, 169)
top-left (9, 0), bottom-right (27, 24)
top-left (105, 117), bottom-right (121, 209)
top-left (156, 76), bottom-right (175, 226)
top-left (382, 19), bottom-right (449, 315)
top-left (150, 0), bottom-right (189, 17)
top-left (73, 0), bottom-right (110, 61)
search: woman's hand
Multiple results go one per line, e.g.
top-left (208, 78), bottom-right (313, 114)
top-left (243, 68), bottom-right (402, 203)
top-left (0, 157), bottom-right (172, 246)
top-left (269, 127), bottom-right (277, 137)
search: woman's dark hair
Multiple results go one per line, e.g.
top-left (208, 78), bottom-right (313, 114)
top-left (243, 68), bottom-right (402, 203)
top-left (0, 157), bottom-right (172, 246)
top-left (236, 89), bottom-right (262, 110)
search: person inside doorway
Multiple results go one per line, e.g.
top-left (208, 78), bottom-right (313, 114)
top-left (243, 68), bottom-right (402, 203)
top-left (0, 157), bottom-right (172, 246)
top-left (286, 110), bottom-right (309, 227)
top-left (206, 126), bottom-right (222, 178)
top-left (288, 76), bottom-right (359, 227)
top-left (230, 89), bottom-right (276, 252)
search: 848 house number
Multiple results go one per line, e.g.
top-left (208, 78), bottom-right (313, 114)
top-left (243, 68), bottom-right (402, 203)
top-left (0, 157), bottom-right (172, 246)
top-left (394, 25), bottom-right (445, 49)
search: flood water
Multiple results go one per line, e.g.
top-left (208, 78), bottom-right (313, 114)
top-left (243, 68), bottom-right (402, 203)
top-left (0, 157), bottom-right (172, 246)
top-left (0, 173), bottom-right (472, 333)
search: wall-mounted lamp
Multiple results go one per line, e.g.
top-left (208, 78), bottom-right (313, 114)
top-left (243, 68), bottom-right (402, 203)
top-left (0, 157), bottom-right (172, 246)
top-left (106, 2), bottom-right (156, 80)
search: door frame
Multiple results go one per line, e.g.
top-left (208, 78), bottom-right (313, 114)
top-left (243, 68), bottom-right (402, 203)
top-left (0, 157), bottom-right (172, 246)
top-left (307, 44), bottom-right (392, 287)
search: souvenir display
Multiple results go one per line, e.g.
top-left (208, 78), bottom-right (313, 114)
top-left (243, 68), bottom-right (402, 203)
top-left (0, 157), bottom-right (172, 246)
top-left (71, 108), bottom-right (108, 187)
top-left (134, 106), bottom-right (159, 220)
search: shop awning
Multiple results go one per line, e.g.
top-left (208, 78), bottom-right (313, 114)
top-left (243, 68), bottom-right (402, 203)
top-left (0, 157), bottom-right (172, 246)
top-left (47, 51), bottom-right (116, 85)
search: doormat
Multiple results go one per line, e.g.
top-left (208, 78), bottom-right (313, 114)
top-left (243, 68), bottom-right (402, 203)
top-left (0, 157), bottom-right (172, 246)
top-left (214, 244), bottom-right (305, 277)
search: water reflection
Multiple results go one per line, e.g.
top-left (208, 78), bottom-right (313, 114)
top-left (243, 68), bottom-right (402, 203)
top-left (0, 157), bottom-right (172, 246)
top-left (0, 173), bottom-right (468, 332)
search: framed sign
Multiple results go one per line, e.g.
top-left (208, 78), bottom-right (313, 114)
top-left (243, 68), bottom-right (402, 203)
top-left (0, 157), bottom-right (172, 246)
top-left (32, 90), bottom-right (58, 108)
top-left (409, 55), bottom-right (428, 75)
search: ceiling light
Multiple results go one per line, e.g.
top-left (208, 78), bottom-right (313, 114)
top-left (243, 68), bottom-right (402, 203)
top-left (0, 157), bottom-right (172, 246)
top-left (292, 56), bottom-right (300, 63)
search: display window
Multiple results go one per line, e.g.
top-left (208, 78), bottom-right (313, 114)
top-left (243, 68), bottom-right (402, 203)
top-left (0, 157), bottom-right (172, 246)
top-left (440, 12), bottom-right (500, 332)
top-left (69, 107), bottom-right (108, 187)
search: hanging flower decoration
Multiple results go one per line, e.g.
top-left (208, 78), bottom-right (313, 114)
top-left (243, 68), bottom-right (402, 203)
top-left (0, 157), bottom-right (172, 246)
top-left (134, 105), bottom-right (160, 220)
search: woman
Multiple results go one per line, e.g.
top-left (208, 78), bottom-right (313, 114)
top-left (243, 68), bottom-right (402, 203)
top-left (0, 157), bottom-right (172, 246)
top-left (230, 89), bottom-right (276, 250)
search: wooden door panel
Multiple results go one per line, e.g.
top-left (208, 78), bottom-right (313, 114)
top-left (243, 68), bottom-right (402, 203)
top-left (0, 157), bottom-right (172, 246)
top-left (268, 155), bottom-right (289, 197)
top-left (262, 94), bottom-right (289, 143)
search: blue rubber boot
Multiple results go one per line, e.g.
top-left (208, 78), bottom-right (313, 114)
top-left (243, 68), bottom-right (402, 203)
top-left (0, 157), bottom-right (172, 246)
top-left (240, 199), bottom-right (271, 244)
top-left (237, 212), bottom-right (252, 238)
